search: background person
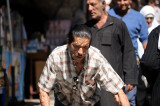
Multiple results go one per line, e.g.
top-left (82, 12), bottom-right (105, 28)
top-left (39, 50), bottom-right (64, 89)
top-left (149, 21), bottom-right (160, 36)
top-left (108, 0), bottom-right (148, 105)
top-left (85, 0), bottom-right (138, 106)
top-left (140, 25), bottom-right (160, 106)
top-left (138, 5), bottom-right (159, 58)
top-left (140, 5), bottom-right (159, 34)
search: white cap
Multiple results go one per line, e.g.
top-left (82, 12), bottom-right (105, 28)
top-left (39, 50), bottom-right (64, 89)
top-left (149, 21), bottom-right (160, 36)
top-left (146, 14), bottom-right (154, 18)
top-left (140, 5), bottom-right (155, 18)
top-left (105, 0), bottom-right (112, 4)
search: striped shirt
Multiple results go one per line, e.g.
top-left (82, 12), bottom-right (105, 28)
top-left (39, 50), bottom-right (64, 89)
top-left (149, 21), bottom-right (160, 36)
top-left (38, 45), bottom-right (124, 106)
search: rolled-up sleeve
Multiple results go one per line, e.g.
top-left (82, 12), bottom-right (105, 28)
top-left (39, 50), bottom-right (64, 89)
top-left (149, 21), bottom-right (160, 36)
top-left (38, 55), bottom-right (56, 93)
top-left (98, 56), bottom-right (124, 94)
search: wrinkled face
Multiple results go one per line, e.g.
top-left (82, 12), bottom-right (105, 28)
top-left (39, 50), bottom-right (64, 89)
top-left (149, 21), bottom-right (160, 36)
top-left (116, 0), bottom-right (130, 11)
top-left (145, 17), bottom-right (154, 27)
top-left (69, 36), bottom-right (90, 63)
top-left (86, 0), bottom-right (104, 20)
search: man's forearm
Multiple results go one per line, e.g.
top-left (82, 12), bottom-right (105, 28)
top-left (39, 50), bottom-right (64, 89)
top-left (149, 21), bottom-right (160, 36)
top-left (39, 88), bottom-right (50, 106)
top-left (118, 89), bottom-right (130, 106)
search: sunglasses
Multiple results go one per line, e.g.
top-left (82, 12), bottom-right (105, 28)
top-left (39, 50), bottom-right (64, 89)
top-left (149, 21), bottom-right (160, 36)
top-left (72, 77), bottom-right (79, 90)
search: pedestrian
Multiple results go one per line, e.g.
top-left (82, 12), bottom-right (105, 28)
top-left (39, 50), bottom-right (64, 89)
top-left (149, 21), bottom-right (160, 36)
top-left (138, 5), bottom-right (159, 59)
top-left (140, 5), bottom-right (159, 34)
top-left (85, 0), bottom-right (137, 106)
top-left (38, 25), bottom-right (130, 106)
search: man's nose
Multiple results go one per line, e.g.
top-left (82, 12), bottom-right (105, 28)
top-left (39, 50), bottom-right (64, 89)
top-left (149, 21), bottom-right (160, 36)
top-left (88, 5), bottom-right (92, 11)
top-left (78, 48), bottom-right (83, 55)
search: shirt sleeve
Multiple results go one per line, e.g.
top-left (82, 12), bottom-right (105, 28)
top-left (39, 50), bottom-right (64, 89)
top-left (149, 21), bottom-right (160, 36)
top-left (38, 54), bottom-right (56, 93)
top-left (98, 55), bottom-right (124, 94)
top-left (121, 22), bottom-right (138, 84)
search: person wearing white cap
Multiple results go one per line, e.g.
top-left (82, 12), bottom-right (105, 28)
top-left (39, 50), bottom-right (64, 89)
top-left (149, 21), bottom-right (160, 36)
top-left (138, 5), bottom-right (159, 59)
top-left (140, 5), bottom-right (159, 34)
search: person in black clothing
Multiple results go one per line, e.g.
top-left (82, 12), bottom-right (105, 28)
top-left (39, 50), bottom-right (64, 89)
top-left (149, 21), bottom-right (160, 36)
top-left (85, 0), bottom-right (138, 106)
top-left (140, 25), bottom-right (160, 106)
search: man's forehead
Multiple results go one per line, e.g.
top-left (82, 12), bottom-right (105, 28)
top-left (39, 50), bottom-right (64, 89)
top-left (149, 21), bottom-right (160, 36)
top-left (86, 0), bottom-right (99, 3)
top-left (73, 36), bottom-right (90, 45)
top-left (117, 0), bottom-right (130, 2)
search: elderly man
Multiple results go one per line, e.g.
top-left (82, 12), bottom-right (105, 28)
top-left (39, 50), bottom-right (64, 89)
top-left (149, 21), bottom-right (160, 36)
top-left (85, 0), bottom-right (137, 106)
top-left (38, 25), bottom-right (130, 106)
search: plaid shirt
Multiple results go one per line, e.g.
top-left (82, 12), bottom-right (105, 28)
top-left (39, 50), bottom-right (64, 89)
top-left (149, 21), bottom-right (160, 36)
top-left (38, 45), bottom-right (124, 106)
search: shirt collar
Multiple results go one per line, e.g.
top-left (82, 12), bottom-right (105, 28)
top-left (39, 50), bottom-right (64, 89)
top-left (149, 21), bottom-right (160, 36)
top-left (92, 15), bottom-right (114, 29)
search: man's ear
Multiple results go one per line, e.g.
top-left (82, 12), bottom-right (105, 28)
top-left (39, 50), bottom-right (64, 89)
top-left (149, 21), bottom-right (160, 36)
top-left (67, 38), bottom-right (69, 44)
top-left (103, 0), bottom-right (107, 5)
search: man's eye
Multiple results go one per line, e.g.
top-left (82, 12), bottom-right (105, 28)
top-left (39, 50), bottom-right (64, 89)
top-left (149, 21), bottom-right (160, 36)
top-left (84, 46), bottom-right (89, 49)
top-left (91, 3), bottom-right (95, 6)
top-left (74, 45), bottom-right (79, 48)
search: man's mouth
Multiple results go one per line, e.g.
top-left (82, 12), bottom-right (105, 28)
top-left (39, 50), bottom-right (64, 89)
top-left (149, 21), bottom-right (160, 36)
top-left (90, 11), bottom-right (95, 16)
top-left (77, 55), bottom-right (83, 58)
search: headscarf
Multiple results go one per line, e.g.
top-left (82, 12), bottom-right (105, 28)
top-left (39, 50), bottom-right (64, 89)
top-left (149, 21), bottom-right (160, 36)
top-left (140, 5), bottom-right (159, 34)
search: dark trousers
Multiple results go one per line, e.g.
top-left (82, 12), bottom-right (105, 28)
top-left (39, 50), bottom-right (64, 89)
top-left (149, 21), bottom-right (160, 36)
top-left (136, 68), bottom-right (147, 106)
top-left (100, 89), bottom-right (118, 106)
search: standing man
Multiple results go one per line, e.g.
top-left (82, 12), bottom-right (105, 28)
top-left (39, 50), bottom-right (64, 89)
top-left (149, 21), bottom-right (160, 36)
top-left (38, 25), bottom-right (130, 106)
top-left (108, 0), bottom-right (148, 105)
top-left (85, 0), bottom-right (137, 106)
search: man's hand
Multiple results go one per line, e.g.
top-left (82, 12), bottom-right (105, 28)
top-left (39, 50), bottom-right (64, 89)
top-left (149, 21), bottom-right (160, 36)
top-left (113, 89), bottom-right (130, 106)
top-left (124, 84), bottom-right (135, 92)
top-left (114, 94), bottom-right (121, 105)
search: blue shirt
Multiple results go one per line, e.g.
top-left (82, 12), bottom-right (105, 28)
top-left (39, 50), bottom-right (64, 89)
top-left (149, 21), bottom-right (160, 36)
top-left (108, 8), bottom-right (148, 58)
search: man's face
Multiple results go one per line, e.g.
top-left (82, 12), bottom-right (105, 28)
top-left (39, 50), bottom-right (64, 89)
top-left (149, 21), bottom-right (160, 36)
top-left (145, 17), bottom-right (154, 27)
top-left (86, 0), bottom-right (104, 20)
top-left (69, 36), bottom-right (90, 63)
top-left (148, 1), bottom-right (154, 6)
top-left (116, 0), bottom-right (130, 11)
